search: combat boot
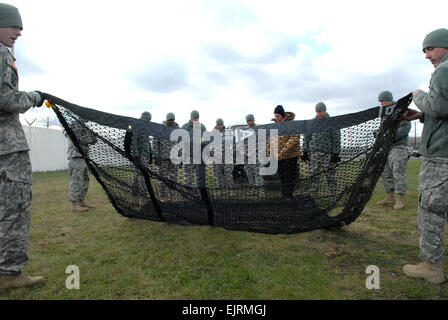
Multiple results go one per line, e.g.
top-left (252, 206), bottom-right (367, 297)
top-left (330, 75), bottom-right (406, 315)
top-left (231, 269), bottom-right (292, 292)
top-left (80, 200), bottom-right (96, 209)
top-left (0, 273), bottom-right (44, 289)
top-left (393, 194), bottom-right (405, 210)
top-left (375, 192), bottom-right (394, 207)
top-left (71, 201), bottom-right (89, 212)
top-left (403, 260), bottom-right (445, 284)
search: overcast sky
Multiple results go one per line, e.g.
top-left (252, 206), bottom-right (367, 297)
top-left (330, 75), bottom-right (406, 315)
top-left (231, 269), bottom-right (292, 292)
top-left (9, 0), bottom-right (447, 135)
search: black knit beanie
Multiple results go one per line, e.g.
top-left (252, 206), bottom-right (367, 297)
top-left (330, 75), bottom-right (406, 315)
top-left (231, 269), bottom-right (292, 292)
top-left (274, 105), bottom-right (286, 117)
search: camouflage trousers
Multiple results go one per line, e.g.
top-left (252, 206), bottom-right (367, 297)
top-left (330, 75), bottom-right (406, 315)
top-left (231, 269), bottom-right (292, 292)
top-left (309, 152), bottom-right (337, 193)
top-left (381, 147), bottom-right (408, 195)
top-left (68, 157), bottom-right (90, 202)
top-left (184, 163), bottom-right (204, 187)
top-left (0, 152), bottom-right (32, 275)
top-left (131, 157), bottom-right (151, 197)
top-left (417, 159), bottom-right (448, 263)
top-left (213, 164), bottom-right (235, 189)
top-left (244, 164), bottom-right (264, 187)
top-left (159, 160), bottom-right (178, 198)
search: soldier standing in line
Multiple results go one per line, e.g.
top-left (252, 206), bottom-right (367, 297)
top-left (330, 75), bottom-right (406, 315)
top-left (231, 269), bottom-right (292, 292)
top-left (375, 91), bottom-right (411, 210)
top-left (268, 105), bottom-right (300, 200)
top-left (67, 117), bottom-right (98, 212)
top-left (182, 110), bottom-right (206, 187)
top-left (399, 28), bottom-right (448, 284)
top-left (212, 118), bottom-right (236, 189)
top-left (243, 114), bottom-right (264, 187)
top-left (0, 3), bottom-right (46, 289)
top-left (159, 112), bottom-right (179, 200)
top-left (129, 111), bottom-right (152, 199)
top-left (301, 102), bottom-right (341, 196)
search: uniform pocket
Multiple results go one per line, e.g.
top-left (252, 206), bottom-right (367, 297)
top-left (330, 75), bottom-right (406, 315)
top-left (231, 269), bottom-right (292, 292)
top-left (419, 178), bottom-right (448, 215)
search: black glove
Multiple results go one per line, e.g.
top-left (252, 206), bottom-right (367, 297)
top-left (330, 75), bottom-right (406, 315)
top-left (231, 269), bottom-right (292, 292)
top-left (301, 151), bottom-right (310, 162)
top-left (330, 154), bottom-right (341, 164)
top-left (34, 91), bottom-right (51, 107)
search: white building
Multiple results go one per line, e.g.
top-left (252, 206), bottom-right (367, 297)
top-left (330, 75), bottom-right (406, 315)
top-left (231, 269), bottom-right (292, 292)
top-left (23, 125), bottom-right (69, 172)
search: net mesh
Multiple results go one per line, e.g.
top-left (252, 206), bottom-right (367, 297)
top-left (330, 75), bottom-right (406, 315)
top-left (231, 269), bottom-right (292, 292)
top-left (47, 93), bottom-right (412, 234)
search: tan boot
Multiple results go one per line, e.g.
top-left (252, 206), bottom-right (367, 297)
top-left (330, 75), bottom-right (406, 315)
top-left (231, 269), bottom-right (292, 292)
top-left (72, 201), bottom-right (88, 212)
top-left (403, 260), bottom-right (445, 284)
top-left (80, 200), bottom-right (96, 209)
top-left (375, 192), bottom-right (394, 207)
top-left (0, 273), bottom-right (44, 289)
top-left (393, 194), bottom-right (405, 210)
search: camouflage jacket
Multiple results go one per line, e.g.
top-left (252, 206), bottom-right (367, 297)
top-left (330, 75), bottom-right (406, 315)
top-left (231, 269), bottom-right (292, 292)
top-left (393, 120), bottom-right (411, 148)
top-left (155, 120), bottom-right (179, 159)
top-left (414, 53), bottom-right (448, 158)
top-left (302, 113), bottom-right (341, 155)
top-left (0, 43), bottom-right (40, 156)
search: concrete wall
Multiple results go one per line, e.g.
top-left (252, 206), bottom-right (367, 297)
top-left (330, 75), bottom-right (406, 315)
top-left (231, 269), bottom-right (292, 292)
top-left (23, 125), bottom-right (69, 172)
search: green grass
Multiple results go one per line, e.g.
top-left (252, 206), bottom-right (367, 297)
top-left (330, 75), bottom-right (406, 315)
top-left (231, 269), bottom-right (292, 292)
top-left (1, 160), bottom-right (448, 300)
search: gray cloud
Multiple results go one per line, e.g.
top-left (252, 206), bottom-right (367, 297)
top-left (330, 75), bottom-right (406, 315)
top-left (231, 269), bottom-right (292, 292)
top-left (203, 33), bottom-right (300, 65)
top-left (132, 58), bottom-right (190, 93)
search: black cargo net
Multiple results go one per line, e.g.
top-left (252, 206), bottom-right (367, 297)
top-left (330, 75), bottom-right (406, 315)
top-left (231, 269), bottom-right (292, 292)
top-left (47, 93), bottom-right (412, 234)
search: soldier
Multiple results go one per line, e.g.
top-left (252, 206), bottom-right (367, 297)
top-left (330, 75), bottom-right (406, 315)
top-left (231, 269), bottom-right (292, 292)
top-left (67, 118), bottom-right (98, 212)
top-left (375, 91), bottom-right (411, 210)
top-left (182, 110), bottom-right (206, 187)
top-left (212, 118), bottom-right (236, 189)
top-left (0, 3), bottom-right (46, 289)
top-left (129, 111), bottom-right (152, 199)
top-left (268, 105), bottom-right (300, 199)
top-left (398, 28), bottom-right (448, 284)
top-left (302, 102), bottom-right (341, 196)
top-left (243, 114), bottom-right (264, 187)
top-left (159, 112), bottom-right (179, 200)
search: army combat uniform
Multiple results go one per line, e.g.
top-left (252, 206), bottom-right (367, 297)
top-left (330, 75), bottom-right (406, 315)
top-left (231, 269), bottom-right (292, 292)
top-left (243, 125), bottom-right (264, 187)
top-left (302, 112), bottom-right (341, 194)
top-left (181, 119), bottom-right (207, 187)
top-left (67, 120), bottom-right (97, 204)
top-left (158, 119), bottom-right (179, 198)
top-left (380, 121), bottom-right (411, 195)
top-left (0, 42), bottom-right (41, 275)
top-left (402, 29), bottom-right (448, 284)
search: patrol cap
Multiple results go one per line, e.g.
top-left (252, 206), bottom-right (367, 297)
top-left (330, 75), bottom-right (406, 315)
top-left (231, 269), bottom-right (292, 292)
top-left (0, 4), bottom-right (23, 30)
top-left (190, 110), bottom-right (199, 120)
top-left (315, 102), bottom-right (326, 112)
top-left (166, 112), bottom-right (175, 121)
top-left (245, 114), bottom-right (255, 121)
top-left (378, 91), bottom-right (393, 102)
top-left (140, 111), bottom-right (151, 121)
top-left (422, 28), bottom-right (448, 52)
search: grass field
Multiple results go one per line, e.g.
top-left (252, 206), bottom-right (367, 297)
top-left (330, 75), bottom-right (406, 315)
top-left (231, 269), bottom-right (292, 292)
top-left (1, 159), bottom-right (448, 300)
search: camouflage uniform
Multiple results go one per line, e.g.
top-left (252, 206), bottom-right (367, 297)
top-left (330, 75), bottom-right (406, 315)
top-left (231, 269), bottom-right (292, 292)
top-left (158, 120), bottom-right (179, 198)
top-left (417, 159), bottom-right (448, 262)
top-left (303, 113), bottom-right (341, 194)
top-left (67, 121), bottom-right (97, 202)
top-left (181, 120), bottom-right (207, 187)
top-left (413, 52), bottom-right (448, 263)
top-left (0, 43), bottom-right (41, 274)
top-left (243, 125), bottom-right (264, 187)
top-left (212, 126), bottom-right (236, 189)
top-left (380, 121), bottom-right (411, 195)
